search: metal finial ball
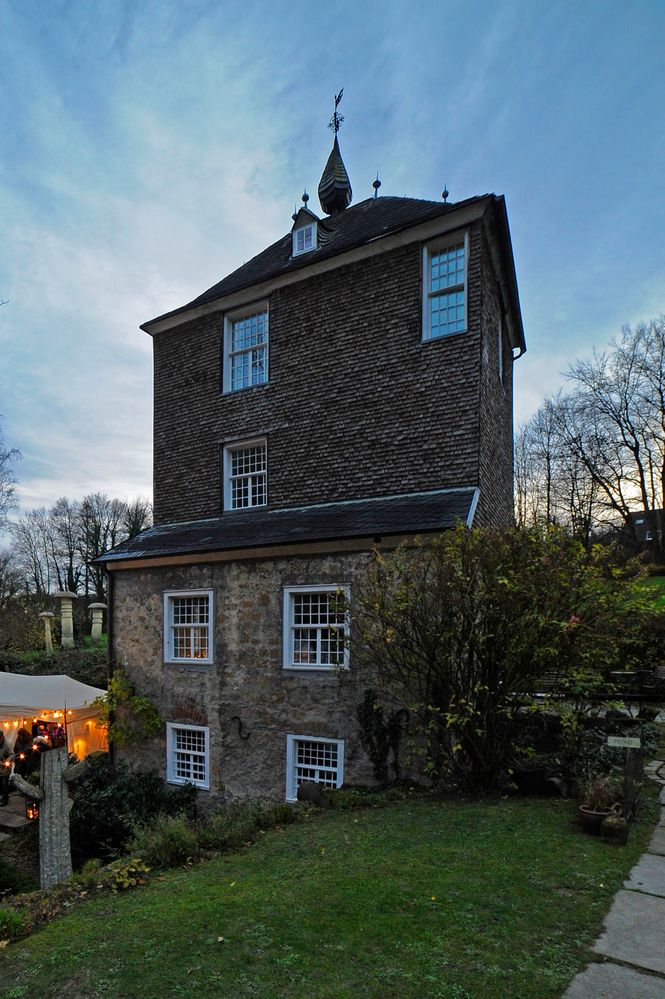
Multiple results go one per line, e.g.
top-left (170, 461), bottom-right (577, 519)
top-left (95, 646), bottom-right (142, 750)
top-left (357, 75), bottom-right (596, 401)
top-left (373, 176), bottom-right (381, 191)
top-left (442, 186), bottom-right (449, 203)
top-left (302, 190), bottom-right (309, 205)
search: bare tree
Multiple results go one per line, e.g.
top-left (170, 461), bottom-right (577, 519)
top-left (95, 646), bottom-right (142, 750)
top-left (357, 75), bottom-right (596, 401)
top-left (50, 497), bottom-right (83, 594)
top-left (515, 396), bottom-right (601, 547)
top-left (0, 551), bottom-right (22, 608)
top-left (78, 493), bottom-right (129, 598)
top-left (123, 498), bottom-right (152, 539)
top-left (562, 318), bottom-right (665, 558)
top-left (8, 493), bottom-right (152, 599)
top-left (10, 508), bottom-right (54, 596)
top-left (0, 418), bottom-right (20, 530)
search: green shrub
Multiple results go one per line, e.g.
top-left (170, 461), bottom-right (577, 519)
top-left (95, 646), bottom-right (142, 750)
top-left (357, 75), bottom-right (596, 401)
top-left (72, 856), bottom-right (150, 892)
top-left (0, 859), bottom-right (38, 896)
top-left (262, 801), bottom-right (302, 826)
top-left (0, 648), bottom-right (108, 688)
top-left (70, 755), bottom-right (197, 863)
top-left (0, 906), bottom-right (28, 940)
top-left (128, 814), bottom-right (201, 868)
top-left (326, 785), bottom-right (409, 809)
top-left (98, 858), bottom-right (151, 892)
top-left (73, 858), bottom-right (103, 889)
top-left (196, 800), bottom-right (265, 852)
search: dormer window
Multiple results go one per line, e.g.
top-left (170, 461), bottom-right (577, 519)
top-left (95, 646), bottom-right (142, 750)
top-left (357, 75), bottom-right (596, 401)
top-left (293, 223), bottom-right (317, 257)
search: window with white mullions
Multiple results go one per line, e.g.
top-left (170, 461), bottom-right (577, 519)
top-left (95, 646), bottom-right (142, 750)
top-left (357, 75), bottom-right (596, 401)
top-left (166, 723), bottom-right (209, 789)
top-left (283, 585), bottom-right (350, 670)
top-left (285, 734), bottom-right (344, 801)
top-left (225, 440), bottom-right (267, 510)
top-left (164, 590), bottom-right (213, 664)
top-left (423, 236), bottom-right (468, 340)
top-left (223, 306), bottom-right (268, 393)
top-left (292, 223), bottom-right (316, 256)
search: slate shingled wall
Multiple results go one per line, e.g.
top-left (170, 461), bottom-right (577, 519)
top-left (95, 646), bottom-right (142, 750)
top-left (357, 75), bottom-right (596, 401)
top-left (151, 218), bottom-right (513, 526)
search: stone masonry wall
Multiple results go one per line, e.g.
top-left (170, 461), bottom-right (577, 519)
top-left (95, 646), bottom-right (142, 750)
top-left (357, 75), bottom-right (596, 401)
top-left (152, 222), bottom-right (489, 524)
top-left (112, 552), bottom-right (383, 804)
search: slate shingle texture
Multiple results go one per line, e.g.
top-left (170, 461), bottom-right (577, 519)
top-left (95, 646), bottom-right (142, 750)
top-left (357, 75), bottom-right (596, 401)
top-left (97, 488), bottom-right (477, 563)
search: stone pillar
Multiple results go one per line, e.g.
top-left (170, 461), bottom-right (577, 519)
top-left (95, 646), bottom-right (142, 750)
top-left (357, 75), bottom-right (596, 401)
top-left (39, 611), bottom-right (55, 654)
top-left (88, 602), bottom-right (107, 642)
top-left (12, 747), bottom-right (89, 889)
top-left (53, 591), bottom-right (78, 650)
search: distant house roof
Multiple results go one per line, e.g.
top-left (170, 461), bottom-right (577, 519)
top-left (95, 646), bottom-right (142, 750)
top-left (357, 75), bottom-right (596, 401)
top-left (96, 488), bottom-right (479, 565)
top-left (142, 194), bottom-right (494, 329)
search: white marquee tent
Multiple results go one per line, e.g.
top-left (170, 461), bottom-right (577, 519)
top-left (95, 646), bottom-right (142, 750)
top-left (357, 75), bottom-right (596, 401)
top-left (0, 673), bottom-right (107, 759)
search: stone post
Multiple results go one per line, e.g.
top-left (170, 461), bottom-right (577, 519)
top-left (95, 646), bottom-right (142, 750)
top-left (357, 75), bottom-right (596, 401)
top-left (88, 602), bottom-right (107, 643)
top-left (53, 591), bottom-right (78, 649)
top-left (12, 747), bottom-right (89, 889)
top-left (39, 611), bottom-right (55, 654)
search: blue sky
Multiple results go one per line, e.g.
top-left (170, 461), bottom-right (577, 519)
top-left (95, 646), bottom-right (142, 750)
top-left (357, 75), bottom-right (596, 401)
top-left (1, 0), bottom-right (664, 518)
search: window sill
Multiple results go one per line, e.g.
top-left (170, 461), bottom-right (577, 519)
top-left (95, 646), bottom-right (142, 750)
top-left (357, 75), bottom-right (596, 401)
top-left (282, 665), bottom-right (348, 674)
top-left (221, 381), bottom-right (271, 397)
top-left (167, 778), bottom-right (210, 790)
top-left (421, 328), bottom-right (468, 344)
top-left (223, 504), bottom-right (268, 514)
top-left (164, 659), bottom-right (214, 670)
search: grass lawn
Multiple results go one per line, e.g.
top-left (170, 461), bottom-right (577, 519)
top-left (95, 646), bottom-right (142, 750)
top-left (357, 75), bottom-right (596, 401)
top-left (641, 575), bottom-right (665, 609)
top-left (0, 793), bottom-right (658, 999)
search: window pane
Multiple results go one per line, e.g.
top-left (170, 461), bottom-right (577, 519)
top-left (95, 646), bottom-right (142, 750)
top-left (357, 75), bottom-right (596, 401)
top-left (172, 727), bottom-right (207, 785)
top-left (429, 289), bottom-right (465, 338)
top-left (229, 312), bottom-right (268, 390)
top-left (229, 442), bottom-right (267, 510)
top-left (231, 312), bottom-right (267, 352)
top-left (293, 628), bottom-right (318, 663)
top-left (294, 739), bottom-right (339, 789)
top-left (320, 627), bottom-right (344, 665)
top-left (290, 590), bottom-right (346, 667)
top-left (172, 596), bottom-right (209, 625)
top-left (170, 595), bottom-right (210, 660)
top-left (430, 244), bottom-right (465, 292)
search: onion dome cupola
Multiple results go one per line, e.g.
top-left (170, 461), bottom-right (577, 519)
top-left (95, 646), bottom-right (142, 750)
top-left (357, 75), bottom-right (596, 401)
top-left (318, 89), bottom-right (352, 215)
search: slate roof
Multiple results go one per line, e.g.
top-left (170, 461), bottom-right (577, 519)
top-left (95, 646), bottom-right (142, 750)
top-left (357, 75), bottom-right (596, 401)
top-left (142, 194), bottom-right (490, 329)
top-left (96, 488), bottom-right (478, 564)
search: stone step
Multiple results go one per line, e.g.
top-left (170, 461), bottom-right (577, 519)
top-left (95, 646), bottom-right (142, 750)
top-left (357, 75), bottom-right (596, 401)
top-left (0, 810), bottom-right (29, 832)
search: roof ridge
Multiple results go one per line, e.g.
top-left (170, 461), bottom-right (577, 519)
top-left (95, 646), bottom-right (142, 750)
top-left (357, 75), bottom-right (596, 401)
top-left (143, 193), bottom-right (493, 329)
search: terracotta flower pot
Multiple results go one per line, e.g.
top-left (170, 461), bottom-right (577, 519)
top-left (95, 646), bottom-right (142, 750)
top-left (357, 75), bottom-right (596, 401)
top-left (578, 805), bottom-right (611, 836)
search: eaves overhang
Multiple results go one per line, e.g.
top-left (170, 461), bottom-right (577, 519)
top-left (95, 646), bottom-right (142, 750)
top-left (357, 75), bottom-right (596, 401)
top-left (96, 487), bottom-right (480, 567)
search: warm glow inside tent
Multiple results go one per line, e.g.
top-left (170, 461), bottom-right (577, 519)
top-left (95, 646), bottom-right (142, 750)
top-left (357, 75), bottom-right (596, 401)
top-left (0, 673), bottom-right (107, 759)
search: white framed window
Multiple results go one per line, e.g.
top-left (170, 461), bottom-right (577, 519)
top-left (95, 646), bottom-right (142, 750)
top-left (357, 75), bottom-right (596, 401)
top-left (223, 305), bottom-right (268, 392)
top-left (163, 589), bottom-right (213, 664)
top-left (166, 723), bottom-right (210, 789)
top-left (223, 438), bottom-right (267, 510)
top-left (292, 223), bottom-right (317, 257)
top-left (282, 584), bottom-right (350, 670)
top-left (285, 734), bottom-right (344, 802)
top-left (422, 233), bottom-right (469, 341)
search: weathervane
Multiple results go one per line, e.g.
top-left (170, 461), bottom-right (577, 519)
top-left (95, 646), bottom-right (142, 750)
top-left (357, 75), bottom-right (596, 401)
top-left (328, 88), bottom-right (345, 134)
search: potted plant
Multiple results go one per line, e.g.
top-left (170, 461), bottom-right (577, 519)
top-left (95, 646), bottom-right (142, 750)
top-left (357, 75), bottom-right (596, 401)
top-left (578, 773), bottom-right (623, 835)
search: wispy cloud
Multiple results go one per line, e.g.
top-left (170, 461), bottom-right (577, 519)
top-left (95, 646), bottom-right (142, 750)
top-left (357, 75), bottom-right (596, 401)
top-left (1, 0), bottom-right (664, 520)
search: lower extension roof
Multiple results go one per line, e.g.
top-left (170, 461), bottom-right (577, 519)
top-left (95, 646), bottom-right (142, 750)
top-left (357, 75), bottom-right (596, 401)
top-left (96, 487), bottom-right (479, 565)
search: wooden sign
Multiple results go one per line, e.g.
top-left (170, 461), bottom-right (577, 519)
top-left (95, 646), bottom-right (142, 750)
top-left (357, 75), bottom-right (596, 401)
top-left (607, 736), bottom-right (641, 749)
